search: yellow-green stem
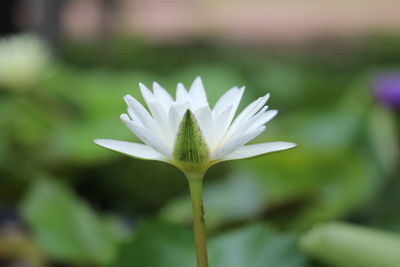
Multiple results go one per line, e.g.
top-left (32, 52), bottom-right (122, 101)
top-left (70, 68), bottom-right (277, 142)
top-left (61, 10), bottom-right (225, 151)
top-left (187, 176), bottom-right (209, 267)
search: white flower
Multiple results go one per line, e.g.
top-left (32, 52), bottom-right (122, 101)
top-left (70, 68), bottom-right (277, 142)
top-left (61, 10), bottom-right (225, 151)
top-left (0, 34), bottom-right (50, 90)
top-left (94, 77), bottom-right (296, 175)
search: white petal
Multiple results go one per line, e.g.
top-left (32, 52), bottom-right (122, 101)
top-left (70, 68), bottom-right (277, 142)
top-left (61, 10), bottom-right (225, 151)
top-left (220, 87), bottom-right (245, 137)
top-left (125, 94), bottom-right (172, 146)
top-left (225, 106), bottom-right (269, 142)
top-left (124, 95), bottom-right (170, 145)
top-left (223, 94), bottom-right (269, 142)
top-left (194, 105), bottom-right (213, 146)
top-left (209, 87), bottom-right (245, 149)
top-left (254, 105), bottom-right (269, 118)
top-left (221, 142), bottom-right (297, 161)
top-left (94, 139), bottom-right (167, 161)
top-left (147, 100), bottom-right (174, 143)
top-left (124, 95), bottom-right (155, 130)
top-left (121, 114), bottom-right (171, 156)
top-left (153, 82), bottom-right (173, 109)
top-left (213, 86), bottom-right (244, 118)
top-left (189, 77), bottom-right (208, 109)
top-left (246, 110), bottom-right (277, 133)
top-left (212, 126), bottom-right (266, 159)
top-left (139, 83), bottom-right (155, 106)
top-left (230, 95), bottom-right (269, 131)
top-left (168, 101), bottom-right (190, 137)
top-left (176, 83), bottom-right (190, 104)
top-left (209, 105), bottom-right (232, 149)
top-left (127, 109), bottom-right (142, 126)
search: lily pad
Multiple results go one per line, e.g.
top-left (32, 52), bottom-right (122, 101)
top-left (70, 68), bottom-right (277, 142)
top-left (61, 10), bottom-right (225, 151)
top-left (110, 221), bottom-right (309, 267)
top-left (21, 178), bottom-right (126, 265)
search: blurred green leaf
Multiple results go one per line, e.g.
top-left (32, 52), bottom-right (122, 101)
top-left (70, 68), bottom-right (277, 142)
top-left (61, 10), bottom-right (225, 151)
top-left (49, 118), bottom-right (134, 163)
top-left (160, 169), bottom-right (266, 229)
top-left (209, 224), bottom-right (309, 267)
top-left (301, 222), bottom-right (400, 267)
top-left (110, 221), bottom-right (195, 267)
top-left (21, 178), bottom-right (126, 265)
top-left (110, 221), bottom-right (309, 267)
top-left (253, 62), bottom-right (308, 104)
top-left (367, 106), bottom-right (399, 174)
top-left (38, 66), bottom-right (156, 163)
top-left (241, 83), bottom-right (381, 229)
top-left (245, 143), bottom-right (379, 229)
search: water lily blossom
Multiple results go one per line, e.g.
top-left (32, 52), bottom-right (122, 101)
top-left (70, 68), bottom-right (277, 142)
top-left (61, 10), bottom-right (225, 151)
top-left (94, 77), bottom-right (296, 176)
top-left (94, 77), bottom-right (296, 267)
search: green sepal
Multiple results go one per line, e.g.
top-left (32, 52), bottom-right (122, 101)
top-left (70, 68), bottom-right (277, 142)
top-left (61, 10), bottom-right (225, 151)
top-left (173, 110), bottom-right (210, 165)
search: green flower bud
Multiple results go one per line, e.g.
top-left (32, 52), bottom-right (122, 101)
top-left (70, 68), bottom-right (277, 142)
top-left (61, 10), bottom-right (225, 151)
top-left (173, 110), bottom-right (210, 165)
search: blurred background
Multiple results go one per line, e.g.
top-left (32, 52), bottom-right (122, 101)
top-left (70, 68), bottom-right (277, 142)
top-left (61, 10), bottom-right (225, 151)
top-left (1, 0), bottom-right (400, 266)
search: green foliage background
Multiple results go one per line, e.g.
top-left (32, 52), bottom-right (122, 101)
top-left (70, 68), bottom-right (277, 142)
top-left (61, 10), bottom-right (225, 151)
top-left (1, 35), bottom-right (400, 266)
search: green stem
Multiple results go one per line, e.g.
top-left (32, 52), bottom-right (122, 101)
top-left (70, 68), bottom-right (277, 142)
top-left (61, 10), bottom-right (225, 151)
top-left (188, 176), bottom-right (209, 267)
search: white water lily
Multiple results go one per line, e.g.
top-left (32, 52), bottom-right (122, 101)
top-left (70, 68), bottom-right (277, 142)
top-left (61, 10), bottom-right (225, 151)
top-left (94, 77), bottom-right (296, 175)
top-left (94, 77), bottom-right (296, 267)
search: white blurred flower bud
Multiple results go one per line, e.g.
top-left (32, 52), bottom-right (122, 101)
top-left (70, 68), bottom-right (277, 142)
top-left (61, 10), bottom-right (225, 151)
top-left (0, 34), bottom-right (51, 91)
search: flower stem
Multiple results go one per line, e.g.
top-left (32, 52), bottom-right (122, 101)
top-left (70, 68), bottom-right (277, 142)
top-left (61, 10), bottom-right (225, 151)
top-left (187, 176), bottom-right (209, 267)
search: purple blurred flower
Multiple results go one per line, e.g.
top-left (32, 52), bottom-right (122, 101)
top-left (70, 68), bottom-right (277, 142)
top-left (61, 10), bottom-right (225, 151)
top-left (374, 72), bottom-right (400, 110)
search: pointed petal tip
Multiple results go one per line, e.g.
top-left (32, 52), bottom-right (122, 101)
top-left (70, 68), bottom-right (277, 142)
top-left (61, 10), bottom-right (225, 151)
top-left (138, 82), bottom-right (148, 89)
top-left (120, 113), bottom-right (130, 121)
top-left (93, 138), bottom-right (112, 148)
top-left (254, 93), bottom-right (270, 107)
top-left (152, 81), bottom-right (162, 89)
top-left (191, 76), bottom-right (204, 87)
top-left (287, 142), bottom-right (297, 148)
top-left (152, 82), bottom-right (166, 94)
top-left (256, 93), bottom-right (270, 103)
top-left (219, 141), bottom-right (297, 162)
top-left (232, 85), bottom-right (245, 91)
top-left (277, 142), bottom-right (297, 150)
top-left (93, 138), bottom-right (112, 149)
top-left (176, 83), bottom-right (188, 98)
top-left (234, 86), bottom-right (245, 96)
top-left (123, 95), bottom-right (137, 105)
top-left (93, 138), bottom-right (101, 145)
top-left (139, 83), bottom-right (153, 95)
top-left (266, 109), bottom-right (278, 121)
top-left (92, 138), bottom-right (110, 146)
